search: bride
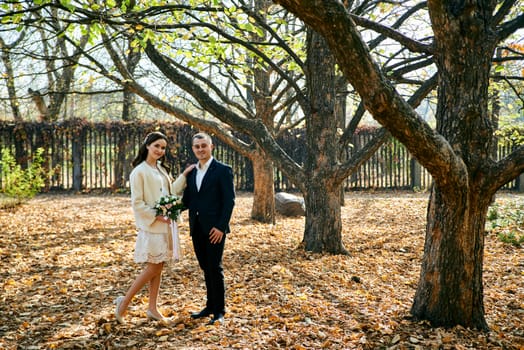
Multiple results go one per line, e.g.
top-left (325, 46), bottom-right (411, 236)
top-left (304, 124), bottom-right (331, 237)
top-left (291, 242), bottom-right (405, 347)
top-left (114, 131), bottom-right (194, 324)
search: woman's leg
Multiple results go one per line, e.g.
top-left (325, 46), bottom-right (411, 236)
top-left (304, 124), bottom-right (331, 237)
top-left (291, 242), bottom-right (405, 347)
top-left (117, 262), bottom-right (163, 318)
top-left (147, 262), bottom-right (165, 316)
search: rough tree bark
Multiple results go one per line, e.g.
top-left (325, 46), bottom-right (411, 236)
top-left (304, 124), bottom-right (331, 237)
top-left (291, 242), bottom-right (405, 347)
top-left (250, 4), bottom-right (277, 223)
top-left (410, 0), bottom-right (499, 329)
top-left (114, 42), bottom-right (140, 189)
top-left (251, 147), bottom-right (276, 224)
top-left (303, 29), bottom-right (346, 253)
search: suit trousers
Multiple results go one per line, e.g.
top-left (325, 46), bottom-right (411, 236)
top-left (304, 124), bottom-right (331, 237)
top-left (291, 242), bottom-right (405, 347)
top-left (191, 218), bottom-right (226, 316)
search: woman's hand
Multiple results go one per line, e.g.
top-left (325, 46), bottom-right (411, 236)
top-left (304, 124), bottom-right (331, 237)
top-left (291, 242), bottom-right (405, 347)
top-left (183, 163), bottom-right (196, 177)
top-left (156, 215), bottom-right (170, 224)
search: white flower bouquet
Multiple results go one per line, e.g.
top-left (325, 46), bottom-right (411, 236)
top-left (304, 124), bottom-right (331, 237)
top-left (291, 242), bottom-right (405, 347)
top-left (154, 194), bottom-right (185, 221)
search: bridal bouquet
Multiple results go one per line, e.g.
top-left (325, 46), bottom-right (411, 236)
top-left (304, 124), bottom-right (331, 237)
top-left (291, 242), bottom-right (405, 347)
top-left (154, 194), bottom-right (185, 221)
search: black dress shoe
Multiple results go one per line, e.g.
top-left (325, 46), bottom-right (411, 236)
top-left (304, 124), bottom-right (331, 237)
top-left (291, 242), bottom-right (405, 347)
top-left (190, 308), bottom-right (212, 319)
top-left (207, 313), bottom-right (224, 325)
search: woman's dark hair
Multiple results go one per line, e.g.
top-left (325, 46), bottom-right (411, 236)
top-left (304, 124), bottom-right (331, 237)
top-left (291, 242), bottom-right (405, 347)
top-left (131, 131), bottom-right (171, 172)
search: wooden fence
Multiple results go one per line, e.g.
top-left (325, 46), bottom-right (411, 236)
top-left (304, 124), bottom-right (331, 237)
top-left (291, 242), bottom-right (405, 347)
top-left (0, 120), bottom-right (521, 192)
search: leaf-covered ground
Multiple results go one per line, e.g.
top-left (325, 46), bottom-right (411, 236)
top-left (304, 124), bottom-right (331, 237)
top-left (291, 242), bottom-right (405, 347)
top-left (1, 191), bottom-right (523, 350)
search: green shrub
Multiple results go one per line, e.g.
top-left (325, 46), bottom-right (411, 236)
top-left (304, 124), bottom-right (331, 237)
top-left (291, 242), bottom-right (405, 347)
top-left (487, 201), bottom-right (524, 247)
top-left (487, 206), bottom-right (498, 221)
top-left (0, 148), bottom-right (46, 200)
top-left (497, 231), bottom-right (524, 247)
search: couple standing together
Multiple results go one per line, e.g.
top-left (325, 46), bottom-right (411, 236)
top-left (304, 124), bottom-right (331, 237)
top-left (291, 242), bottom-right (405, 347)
top-left (115, 131), bottom-right (235, 326)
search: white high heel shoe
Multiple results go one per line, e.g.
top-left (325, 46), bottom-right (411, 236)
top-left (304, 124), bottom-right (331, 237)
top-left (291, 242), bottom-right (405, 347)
top-left (146, 310), bottom-right (169, 323)
top-left (114, 296), bottom-right (125, 324)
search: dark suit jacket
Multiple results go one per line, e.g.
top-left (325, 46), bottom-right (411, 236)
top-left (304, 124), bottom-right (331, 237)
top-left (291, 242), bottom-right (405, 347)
top-left (182, 158), bottom-right (235, 235)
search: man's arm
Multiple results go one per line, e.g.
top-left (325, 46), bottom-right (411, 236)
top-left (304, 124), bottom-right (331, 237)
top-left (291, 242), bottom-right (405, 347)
top-left (217, 165), bottom-right (235, 233)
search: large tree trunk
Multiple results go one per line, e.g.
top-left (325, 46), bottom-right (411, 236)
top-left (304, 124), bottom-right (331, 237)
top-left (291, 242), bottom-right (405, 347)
top-left (249, 0), bottom-right (277, 224)
top-left (122, 44), bottom-right (140, 122)
top-left (411, 188), bottom-right (490, 329)
top-left (410, 0), bottom-right (497, 330)
top-left (250, 148), bottom-right (275, 224)
top-left (302, 29), bottom-right (346, 254)
top-left (303, 179), bottom-right (346, 253)
top-left (114, 43), bottom-right (140, 189)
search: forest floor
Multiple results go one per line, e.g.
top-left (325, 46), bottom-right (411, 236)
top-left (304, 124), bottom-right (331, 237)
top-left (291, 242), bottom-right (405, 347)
top-left (0, 191), bottom-right (523, 350)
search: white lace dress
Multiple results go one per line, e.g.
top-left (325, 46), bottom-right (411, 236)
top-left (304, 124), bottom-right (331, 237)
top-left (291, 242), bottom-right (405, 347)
top-left (133, 167), bottom-right (181, 264)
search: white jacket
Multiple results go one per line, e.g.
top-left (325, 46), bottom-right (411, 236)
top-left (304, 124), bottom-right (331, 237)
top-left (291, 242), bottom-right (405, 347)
top-left (129, 161), bottom-right (186, 233)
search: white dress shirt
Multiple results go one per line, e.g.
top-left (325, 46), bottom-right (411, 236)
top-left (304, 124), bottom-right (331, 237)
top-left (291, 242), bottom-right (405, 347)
top-left (196, 157), bottom-right (213, 191)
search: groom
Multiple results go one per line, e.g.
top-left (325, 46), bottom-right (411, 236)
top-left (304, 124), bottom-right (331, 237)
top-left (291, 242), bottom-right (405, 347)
top-left (182, 132), bottom-right (235, 325)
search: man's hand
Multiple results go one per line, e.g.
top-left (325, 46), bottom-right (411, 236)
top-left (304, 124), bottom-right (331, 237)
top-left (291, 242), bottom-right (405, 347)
top-left (209, 227), bottom-right (224, 244)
